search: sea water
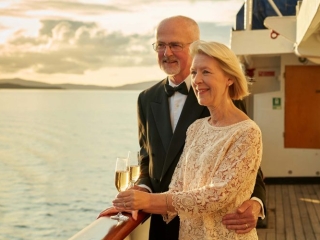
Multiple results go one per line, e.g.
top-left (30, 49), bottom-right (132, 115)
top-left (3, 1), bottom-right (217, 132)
top-left (0, 90), bottom-right (141, 240)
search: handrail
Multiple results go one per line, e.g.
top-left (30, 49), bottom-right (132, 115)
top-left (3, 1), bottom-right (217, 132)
top-left (69, 208), bottom-right (150, 240)
top-left (102, 210), bottom-right (150, 240)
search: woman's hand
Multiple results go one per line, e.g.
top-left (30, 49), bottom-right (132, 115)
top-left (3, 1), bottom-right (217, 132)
top-left (97, 206), bottom-right (119, 219)
top-left (97, 204), bottom-right (139, 220)
top-left (112, 190), bottom-right (150, 213)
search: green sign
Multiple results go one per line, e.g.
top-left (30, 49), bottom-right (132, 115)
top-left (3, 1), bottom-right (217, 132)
top-left (273, 97), bottom-right (281, 109)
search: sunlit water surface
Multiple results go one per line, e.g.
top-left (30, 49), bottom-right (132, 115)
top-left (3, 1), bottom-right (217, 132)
top-left (0, 90), bottom-right (140, 240)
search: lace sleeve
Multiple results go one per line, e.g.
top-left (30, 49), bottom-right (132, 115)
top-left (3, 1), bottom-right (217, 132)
top-left (171, 125), bottom-right (262, 219)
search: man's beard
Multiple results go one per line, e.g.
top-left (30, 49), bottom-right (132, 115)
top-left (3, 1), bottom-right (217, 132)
top-left (163, 67), bottom-right (180, 76)
top-left (160, 57), bottom-right (180, 76)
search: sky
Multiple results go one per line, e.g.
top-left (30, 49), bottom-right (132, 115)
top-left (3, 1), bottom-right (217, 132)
top-left (0, 0), bottom-right (244, 87)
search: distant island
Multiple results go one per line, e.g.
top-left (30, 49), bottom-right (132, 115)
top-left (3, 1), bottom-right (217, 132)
top-left (0, 78), bottom-right (159, 90)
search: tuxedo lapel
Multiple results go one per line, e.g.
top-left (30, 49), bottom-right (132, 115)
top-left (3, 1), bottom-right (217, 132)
top-left (161, 89), bottom-right (207, 179)
top-left (150, 79), bottom-right (173, 151)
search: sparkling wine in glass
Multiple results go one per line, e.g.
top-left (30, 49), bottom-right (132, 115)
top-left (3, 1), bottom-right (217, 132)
top-left (128, 151), bottom-right (141, 187)
top-left (111, 157), bottom-right (129, 221)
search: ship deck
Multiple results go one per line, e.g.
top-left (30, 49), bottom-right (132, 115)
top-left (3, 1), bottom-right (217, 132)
top-left (257, 183), bottom-right (320, 240)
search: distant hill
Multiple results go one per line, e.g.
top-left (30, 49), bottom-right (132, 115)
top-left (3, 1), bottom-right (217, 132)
top-left (0, 83), bottom-right (63, 89)
top-left (0, 78), bottom-right (158, 90)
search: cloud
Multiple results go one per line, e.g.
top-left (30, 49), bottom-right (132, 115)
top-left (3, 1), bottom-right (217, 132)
top-left (0, 1), bottom-right (128, 18)
top-left (0, 24), bottom-right (8, 30)
top-left (0, 19), bottom-right (155, 74)
top-left (0, 0), bottom-right (243, 83)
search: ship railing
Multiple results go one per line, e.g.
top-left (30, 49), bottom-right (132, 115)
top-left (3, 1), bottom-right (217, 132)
top-left (68, 207), bottom-right (150, 240)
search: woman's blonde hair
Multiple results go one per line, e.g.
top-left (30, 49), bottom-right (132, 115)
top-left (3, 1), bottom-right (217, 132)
top-left (189, 40), bottom-right (249, 100)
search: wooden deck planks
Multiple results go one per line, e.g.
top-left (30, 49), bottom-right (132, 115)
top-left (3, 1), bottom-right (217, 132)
top-left (256, 184), bottom-right (320, 240)
top-left (300, 185), bottom-right (316, 240)
top-left (305, 185), bottom-right (320, 239)
top-left (275, 185), bottom-right (285, 240)
top-left (289, 185), bottom-right (304, 240)
top-left (282, 185), bottom-right (295, 240)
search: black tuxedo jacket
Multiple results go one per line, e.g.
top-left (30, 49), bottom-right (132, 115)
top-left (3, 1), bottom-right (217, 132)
top-left (136, 78), bottom-right (266, 240)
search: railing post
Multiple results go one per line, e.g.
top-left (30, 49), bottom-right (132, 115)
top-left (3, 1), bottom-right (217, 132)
top-left (244, 0), bottom-right (253, 31)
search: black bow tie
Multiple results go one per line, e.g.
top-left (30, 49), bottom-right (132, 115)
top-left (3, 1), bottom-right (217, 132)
top-left (164, 81), bottom-right (188, 97)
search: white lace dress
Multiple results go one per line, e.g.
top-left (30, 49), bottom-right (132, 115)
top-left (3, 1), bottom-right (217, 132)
top-left (164, 118), bottom-right (262, 240)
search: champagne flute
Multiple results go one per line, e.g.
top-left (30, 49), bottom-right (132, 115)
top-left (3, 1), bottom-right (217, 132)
top-left (128, 151), bottom-right (141, 187)
top-left (111, 157), bottom-right (129, 221)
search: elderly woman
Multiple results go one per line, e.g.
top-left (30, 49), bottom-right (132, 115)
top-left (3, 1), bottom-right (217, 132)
top-left (113, 40), bottom-right (262, 240)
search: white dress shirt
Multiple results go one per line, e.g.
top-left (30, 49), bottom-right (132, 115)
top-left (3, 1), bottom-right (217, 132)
top-left (168, 76), bottom-right (191, 132)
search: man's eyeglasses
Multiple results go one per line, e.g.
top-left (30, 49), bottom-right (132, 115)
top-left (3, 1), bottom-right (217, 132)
top-left (152, 42), bottom-right (192, 52)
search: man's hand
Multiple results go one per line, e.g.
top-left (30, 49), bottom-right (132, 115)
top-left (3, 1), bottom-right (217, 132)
top-left (222, 200), bottom-right (261, 233)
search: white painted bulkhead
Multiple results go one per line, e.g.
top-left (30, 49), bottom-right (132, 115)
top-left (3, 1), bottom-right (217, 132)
top-left (246, 53), bottom-right (320, 177)
top-left (231, 0), bottom-right (320, 178)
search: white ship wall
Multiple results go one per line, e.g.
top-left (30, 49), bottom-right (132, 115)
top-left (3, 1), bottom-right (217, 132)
top-left (250, 53), bottom-right (320, 177)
